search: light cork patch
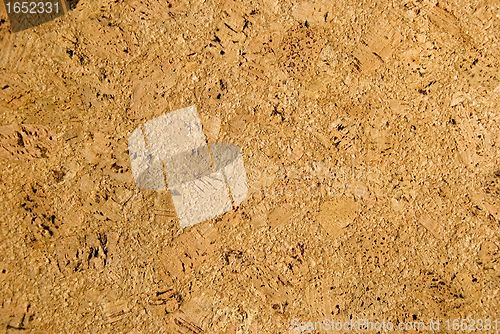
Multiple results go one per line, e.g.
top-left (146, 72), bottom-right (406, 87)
top-left (316, 197), bottom-right (359, 238)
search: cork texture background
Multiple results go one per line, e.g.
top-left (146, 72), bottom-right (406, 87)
top-left (0, 0), bottom-right (499, 332)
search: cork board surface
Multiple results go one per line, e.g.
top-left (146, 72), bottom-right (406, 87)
top-left (0, 0), bottom-right (499, 332)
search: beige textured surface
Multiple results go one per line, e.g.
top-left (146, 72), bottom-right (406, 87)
top-left (0, 0), bottom-right (499, 332)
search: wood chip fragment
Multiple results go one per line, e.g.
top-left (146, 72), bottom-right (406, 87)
top-left (267, 205), bottom-right (293, 227)
top-left (418, 213), bottom-right (443, 239)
